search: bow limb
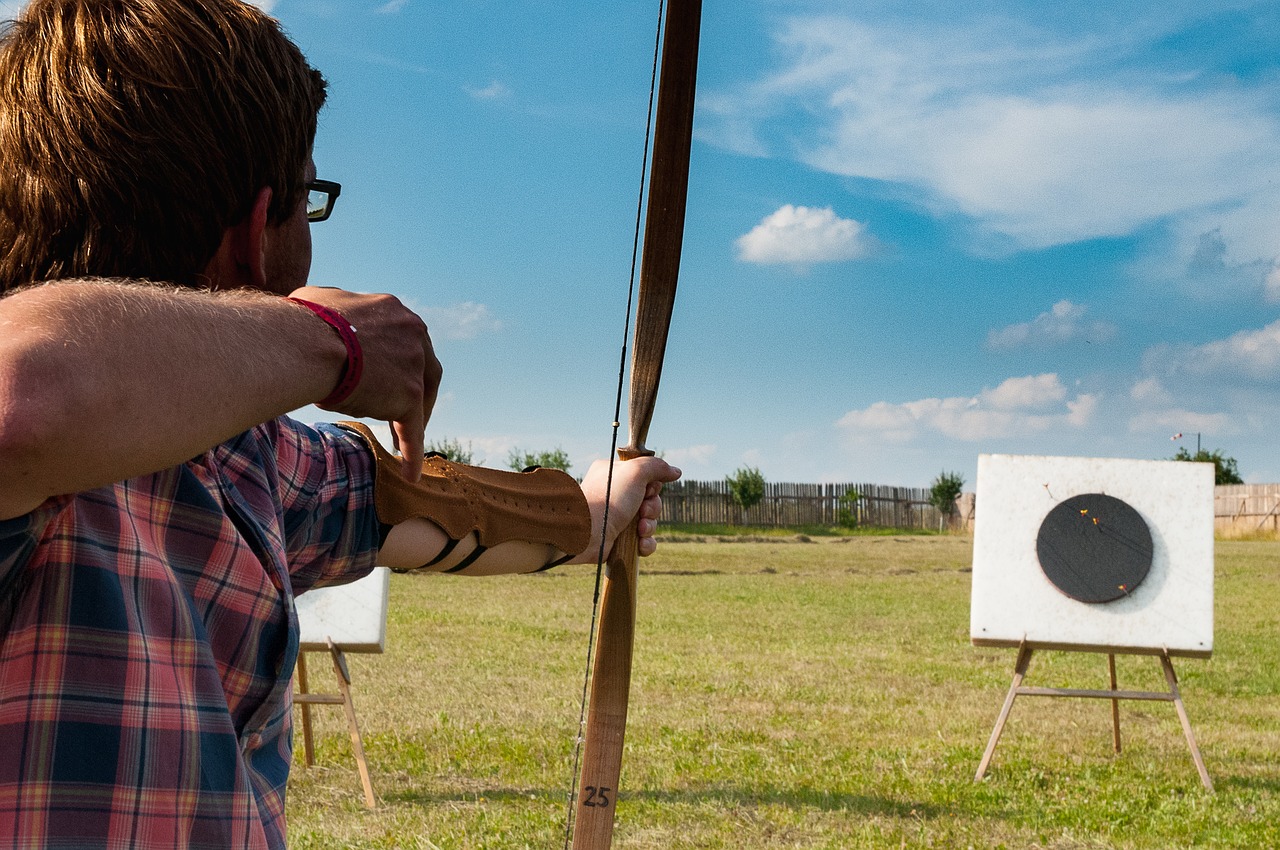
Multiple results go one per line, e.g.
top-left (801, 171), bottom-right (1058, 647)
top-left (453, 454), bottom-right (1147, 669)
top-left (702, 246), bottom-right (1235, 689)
top-left (572, 1), bottom-right (702, 848)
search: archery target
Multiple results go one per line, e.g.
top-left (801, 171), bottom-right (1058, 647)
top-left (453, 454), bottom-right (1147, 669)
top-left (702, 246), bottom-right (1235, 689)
top-left (296, 567), bottom-right (391, 653)
top-left (970, 455), bottom-right (1214, 657)
top-left (1036, 493), bottom-right (1153, 603)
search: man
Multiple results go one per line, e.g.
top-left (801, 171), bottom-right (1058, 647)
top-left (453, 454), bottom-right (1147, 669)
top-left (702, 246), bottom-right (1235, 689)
top-left (0, 1), bottom-right (679, 847)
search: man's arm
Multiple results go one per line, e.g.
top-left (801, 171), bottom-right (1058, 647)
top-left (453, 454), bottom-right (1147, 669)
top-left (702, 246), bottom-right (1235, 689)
top-left (0, 279), bottom-right (440, 520)
top-left (376, 455), bottom-right (680, 574)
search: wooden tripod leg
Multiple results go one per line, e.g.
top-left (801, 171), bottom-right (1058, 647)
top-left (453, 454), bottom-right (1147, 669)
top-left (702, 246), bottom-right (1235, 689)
top-left (297, 653), bottom-right (316, 767)
top-left (327, 639), bottom-right (377, 808)
top-left (1160, 653), bottom-right (1213, 792)
top-left (975, 642), bottom-right (1033, 781)
top-left (1108, 654), bottom-right (1121, 754)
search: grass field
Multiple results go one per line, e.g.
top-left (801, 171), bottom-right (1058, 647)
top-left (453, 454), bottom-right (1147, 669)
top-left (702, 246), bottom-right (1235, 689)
top-left (286, 534), bottom-right (1280, 849)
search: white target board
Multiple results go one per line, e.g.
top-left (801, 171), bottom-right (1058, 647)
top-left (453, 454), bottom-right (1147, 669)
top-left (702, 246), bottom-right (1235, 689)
top-left (970, 454), bottom-right (1214, 658)
top-left (295, 567), bottom-right (390, 653)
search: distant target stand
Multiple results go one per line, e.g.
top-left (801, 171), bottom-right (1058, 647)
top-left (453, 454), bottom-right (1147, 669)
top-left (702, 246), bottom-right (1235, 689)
top-left (292, 567), bottom-right (391, 808)
top-left (969, 454), bottom-right (1215, 791)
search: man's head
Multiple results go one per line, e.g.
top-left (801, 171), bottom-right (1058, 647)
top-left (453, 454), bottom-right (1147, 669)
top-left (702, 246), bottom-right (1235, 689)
top-left (0, 0), bottom-right (327, 291)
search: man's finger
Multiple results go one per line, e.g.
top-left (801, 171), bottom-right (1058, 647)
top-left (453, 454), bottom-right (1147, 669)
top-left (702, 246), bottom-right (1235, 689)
top-left (421, 381), bottom-right (439, 433)
top-left (420, 329), bottom-right (442, 432)
top-left (392, 416), bottom-right (424, 481)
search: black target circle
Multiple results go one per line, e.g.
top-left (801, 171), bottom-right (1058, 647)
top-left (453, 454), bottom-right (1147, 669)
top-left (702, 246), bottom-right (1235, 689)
top-left (1035, 493), bottom-right (1153, 603)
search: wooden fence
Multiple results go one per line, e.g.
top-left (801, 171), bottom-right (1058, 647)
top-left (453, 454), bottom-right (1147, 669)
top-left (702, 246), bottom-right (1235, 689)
top-left (659, 480), bottom-right (949, 531)
top-left (1215, 484), bottom-right (1280, 536)
top-left (661, 480), bottom-right (1280, 535)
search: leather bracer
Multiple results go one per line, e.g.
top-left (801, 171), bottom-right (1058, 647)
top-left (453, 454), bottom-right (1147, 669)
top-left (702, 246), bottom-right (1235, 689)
top-left (338, 422), bottom-right (591, 563)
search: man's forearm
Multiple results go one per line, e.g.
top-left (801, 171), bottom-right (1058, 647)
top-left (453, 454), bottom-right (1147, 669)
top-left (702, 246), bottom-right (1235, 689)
top-left (0, 280), bottom-right (344, 519)
top-left (378, 519), bottom-right (568, 575)
top-left (376, 456), bottom-right (681, 573)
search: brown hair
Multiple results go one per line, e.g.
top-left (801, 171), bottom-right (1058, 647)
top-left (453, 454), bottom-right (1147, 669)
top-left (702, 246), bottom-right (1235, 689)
top-left (0, 0), bottom-right (327, 290)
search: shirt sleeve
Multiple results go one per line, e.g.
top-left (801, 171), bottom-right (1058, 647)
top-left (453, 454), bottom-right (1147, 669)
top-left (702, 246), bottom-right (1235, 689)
top-left (269, 417), bottom-right (381, 594)
top-left (0, 497), bottom-right (70, 601)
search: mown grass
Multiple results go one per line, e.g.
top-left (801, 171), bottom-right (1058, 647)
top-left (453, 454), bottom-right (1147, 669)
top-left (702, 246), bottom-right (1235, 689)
top-left (287, 537), bottom-right (1280, 849)
top-left (658, 522), bottom-right (938, 539)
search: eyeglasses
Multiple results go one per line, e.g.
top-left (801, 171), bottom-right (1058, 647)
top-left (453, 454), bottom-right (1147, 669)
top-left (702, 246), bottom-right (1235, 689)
top-left (306, 179), bottom-right (342, 222)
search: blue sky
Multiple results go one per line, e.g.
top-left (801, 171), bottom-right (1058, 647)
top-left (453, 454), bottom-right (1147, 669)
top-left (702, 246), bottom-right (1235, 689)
top-left (8, 0), bottom-right (1280, 488)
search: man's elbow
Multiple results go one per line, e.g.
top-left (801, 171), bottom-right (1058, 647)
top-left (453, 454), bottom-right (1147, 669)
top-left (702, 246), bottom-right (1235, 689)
top-left (0, 365), bottom-right (66, 520)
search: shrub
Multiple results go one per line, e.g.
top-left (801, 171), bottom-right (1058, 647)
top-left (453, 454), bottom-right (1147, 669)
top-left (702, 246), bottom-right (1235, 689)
top-left (1171, 447), bottom-right (1243, 485)
top-left (838, 488), bottom-right (861, 527)
top-left (725, 466), bottom-right (766, 522)
top-left (426, 437), bottom-right (477, 465)
top-left (929, 470), bottom-right (965, 516)
top-left (508, 447), bottom-right (572, 473)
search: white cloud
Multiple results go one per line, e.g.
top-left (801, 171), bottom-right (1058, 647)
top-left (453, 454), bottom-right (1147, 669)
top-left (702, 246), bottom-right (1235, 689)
top-left (980, 373), bottom-right (1066, 410)
top-left (1129, 377), bottom-right (1171, 405)
top-left (245, 0), bottom-right (277, 11)
top-left (837, 373), bottom-right (1096, 442)
top-left (1127, 408), bottom-right (1232, 436)
top-left (466, 80), bottom-right (511, 101)
top-left (1065, 393), bottom-right (1099, 427)
top-left (377, 0), bottom-right (409, 13)
top-left (987, 299), bottom-right (1117, 349)
top-left (705, 15), bottom-right (1280, 262)
top-left (1160, 191), bottom-right (1280, 295)
top-left (663, 444), bottom-right (717, 466)
top-left (1148, 225), bottom-right (1280, 303)
top-left (1146, 319), bottom-right (1280, 382)
top-left (1264, 265), bottom-right (1280, 303)
top-left (736, 205), bottom-right (876, 266)
top-left (421, 301), bottom-right (503, 340)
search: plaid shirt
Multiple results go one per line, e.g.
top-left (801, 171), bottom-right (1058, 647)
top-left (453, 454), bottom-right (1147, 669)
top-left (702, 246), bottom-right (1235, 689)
top-left (0, 417), bottom-right (379, 849)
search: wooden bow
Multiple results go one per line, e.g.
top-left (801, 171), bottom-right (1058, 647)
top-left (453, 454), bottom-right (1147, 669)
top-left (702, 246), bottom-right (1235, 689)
top-left (570, 1), bottom-right (702, 847)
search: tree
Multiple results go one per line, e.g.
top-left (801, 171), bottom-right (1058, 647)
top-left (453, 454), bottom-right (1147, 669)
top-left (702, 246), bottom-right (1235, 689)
top-left (725, 466), bottom-right (766, 523)
top-left (508, 447), bottom-right (572, 473)
top-left (426, 437), bottom-right (477, 465)
top-left (928, 470), bottom-right (965, 517)
top-left (1171, 447), bottom-right (1243, 485)
top-left (838, 487), bottom-right (862, 528)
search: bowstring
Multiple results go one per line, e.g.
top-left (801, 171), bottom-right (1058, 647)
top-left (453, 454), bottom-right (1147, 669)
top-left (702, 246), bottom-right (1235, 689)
top-left (563, 2), bottom-right (668, 845)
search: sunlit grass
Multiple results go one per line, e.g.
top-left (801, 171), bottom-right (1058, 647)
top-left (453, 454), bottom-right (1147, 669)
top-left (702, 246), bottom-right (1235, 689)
top-left (287, 536), bottom-right (1280, 849)
top-left (660, 522), bottom-right (937, 538)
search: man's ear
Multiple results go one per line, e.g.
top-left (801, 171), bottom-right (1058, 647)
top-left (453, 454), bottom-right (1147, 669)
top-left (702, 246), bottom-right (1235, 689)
top-left (204, 187), bottom-right (273, 290)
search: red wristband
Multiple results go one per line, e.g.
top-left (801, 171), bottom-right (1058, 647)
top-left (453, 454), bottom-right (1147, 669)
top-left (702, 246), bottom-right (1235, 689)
top-left (286, 297), bottom-right (363, 408)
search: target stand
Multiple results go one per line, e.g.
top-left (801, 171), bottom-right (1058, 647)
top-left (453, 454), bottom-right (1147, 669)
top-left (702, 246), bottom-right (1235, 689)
top-left (292, 567), bottom-right (391, 808)
top-left (969, 455), bottom-right (1215, 791)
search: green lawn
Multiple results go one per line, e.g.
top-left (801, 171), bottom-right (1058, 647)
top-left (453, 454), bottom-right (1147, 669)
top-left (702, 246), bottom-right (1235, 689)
top-left (287, 536), bottom-right (1280, 849)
